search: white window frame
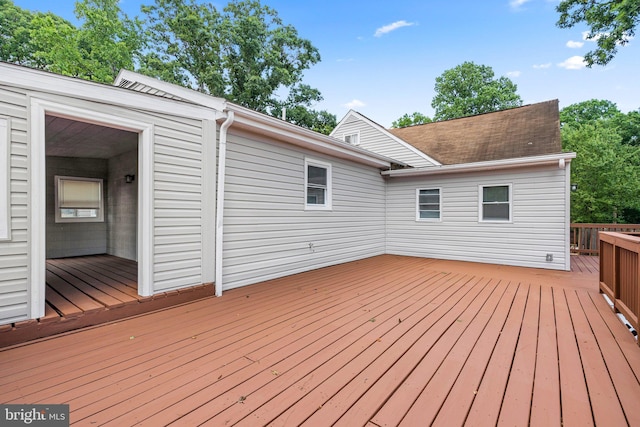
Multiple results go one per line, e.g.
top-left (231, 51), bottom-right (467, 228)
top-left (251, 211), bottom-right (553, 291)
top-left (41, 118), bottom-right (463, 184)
top-left (54, 175), bottom-right (105, 223)
top-left (479, 183), bottom-right (512, 223)
top-left (416, 188), bottom-right (442, 222)
top-left (304, 157), bottom-right (332, 210)
top-left (343, 132), bottom-right (360, 146)
top-left (0, 117), bottom-right (9, 240)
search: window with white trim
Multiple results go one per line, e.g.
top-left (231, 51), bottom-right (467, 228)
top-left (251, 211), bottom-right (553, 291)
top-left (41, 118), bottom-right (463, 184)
top-left (344, 133), bottom-right (359, 146)
top-left (480, 184), bottom-right (511, 222)
top-left (416, 188), bottom-right (441, 221)
top-left (304, 158), bottom-right (332, 210)
top-left (55, 176), bottom-right (104, 222)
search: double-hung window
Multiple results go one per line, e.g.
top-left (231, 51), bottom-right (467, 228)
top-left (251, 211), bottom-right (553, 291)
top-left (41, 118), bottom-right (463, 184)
top-left (305, 158), bottom-right (332, 210)
top-left (480, 184), bottom-right (511, 222)
top-left (416, 188), bottom-right (441, 221)
top-left (55, 176), bottom-right (104, 222)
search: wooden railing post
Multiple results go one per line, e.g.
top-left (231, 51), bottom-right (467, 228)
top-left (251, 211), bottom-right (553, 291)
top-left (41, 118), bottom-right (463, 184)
top-left (599, 231), bottom-right (640, 346)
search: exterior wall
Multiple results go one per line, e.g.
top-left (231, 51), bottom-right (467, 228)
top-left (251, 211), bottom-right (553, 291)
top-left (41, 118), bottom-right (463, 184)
top-left (221, 129), bottom-right (387, 290)
top-left (332, 113), bottom-right (437, 168)
top-left (46, 156), bottom-right (108, 258)
top-left (107, 149), bottom-right (137, 260)
top-left (151, 112), bottom-right (206, 292)
top-left (0, 86), bottom-right (29, 323)
top-left (386, 166), bottom-right (570, 270)
top-left (0, 81), bottom-right (210, 324)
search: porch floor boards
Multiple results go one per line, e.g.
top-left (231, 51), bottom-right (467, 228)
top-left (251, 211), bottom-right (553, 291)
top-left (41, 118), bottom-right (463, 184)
top-left (2, 254), bottom-right (639, 426)
top-left (0, 255), bottom-right (214, 348)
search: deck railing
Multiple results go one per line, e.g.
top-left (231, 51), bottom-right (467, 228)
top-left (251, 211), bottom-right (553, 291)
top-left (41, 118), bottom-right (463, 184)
top-left (571, 223), bottom-right (640, 255)
top-left (599, 231), bottom-right (640, 345)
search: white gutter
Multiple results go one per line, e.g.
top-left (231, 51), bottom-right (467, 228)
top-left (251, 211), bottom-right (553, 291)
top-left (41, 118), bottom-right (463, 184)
top-left (215, 111), bottom-right (235, 297)
top-left (382, 152), bottom-right (576, 177)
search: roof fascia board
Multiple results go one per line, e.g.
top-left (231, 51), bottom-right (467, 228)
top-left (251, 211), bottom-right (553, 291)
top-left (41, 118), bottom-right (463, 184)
top-left (115, 69), bottom-right (227, 112)
top-left (382, 152), bottom-right (577, 177)
top-left (0, 63), bottom-right (213, 120)
top-left (339, 110), bottom-right (442, 166)
top-left (226, 104), bottom-right (394, 169)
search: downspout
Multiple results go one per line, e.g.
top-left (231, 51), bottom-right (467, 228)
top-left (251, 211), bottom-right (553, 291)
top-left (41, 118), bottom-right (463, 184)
top-left (215, 111), bottom-right (235, 297)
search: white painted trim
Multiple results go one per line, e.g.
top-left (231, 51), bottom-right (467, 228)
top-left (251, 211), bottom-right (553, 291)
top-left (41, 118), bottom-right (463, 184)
top-left (29, 98), bottom-right (155, 318)
top-left (383, 153), bottom-right (577, 178)
top-left (115, 69), bottom-right (227, 112)
top-left (304, 157), bottom-right (333, 211)
top-left (0, 117), bottom-right (9, 241)
top-left (1, 62), bottom-right (212, 120)
top-left (416, 187), bottom-right (442, 222)
top-left (478, 183), bottom-right (513, 223)
top-left (201, 119), bottom-right (217, 285)
top-left (564, 162), bottom-right (572, 271)
top-left (226, 104), bottom-right (395, 169)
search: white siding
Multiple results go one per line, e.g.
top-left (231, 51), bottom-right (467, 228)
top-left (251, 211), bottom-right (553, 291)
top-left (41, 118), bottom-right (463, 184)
top-left (0, 86), bottom-right (29, 323)
top-left (0, 83), bottom-right (209, 325)
top-left (222, 129), bottom-right (386, 290)
top-left (151, 112), bottom-right (206, 291)
top-left (333, 113), bottom-right (437, 168)
top-left (386, 166), bottom-right (570, 270)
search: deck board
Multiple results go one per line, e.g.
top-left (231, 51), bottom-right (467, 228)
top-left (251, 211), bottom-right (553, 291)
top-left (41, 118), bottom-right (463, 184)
top-left (2, 254), bottom-right (639, 427)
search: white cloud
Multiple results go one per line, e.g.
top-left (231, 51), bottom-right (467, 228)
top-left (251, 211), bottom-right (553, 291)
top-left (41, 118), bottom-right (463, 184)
top-left (506, 71), bottom-right (521, 78)
top-left (533, 63), bottom-right (552, 69)
top-left (566, 40), bottom-right (584, 48)
top-left (557, 56), bottom-right (587, 70)
top-left (510, 0), bottom-right (532, 9)
top-left (344, 99), bottom-right (366, 109)
top-left (374, 21), bottom-right (415, 37)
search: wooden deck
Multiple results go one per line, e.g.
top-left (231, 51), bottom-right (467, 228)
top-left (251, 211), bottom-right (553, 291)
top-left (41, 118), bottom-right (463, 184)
top-left (0, 255), bottom-right (214, 347)
top-left (2, 254), bottom-right (639, 426)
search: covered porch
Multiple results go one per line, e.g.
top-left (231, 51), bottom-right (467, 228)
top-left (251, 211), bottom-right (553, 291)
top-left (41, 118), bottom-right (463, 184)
top-left (2, 254), bottom-right (638, 426)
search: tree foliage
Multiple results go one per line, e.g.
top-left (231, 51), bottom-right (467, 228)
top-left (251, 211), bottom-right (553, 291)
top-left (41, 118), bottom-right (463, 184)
top-left (561, 100), bottom-right (640, 223)
top-left (556, 0), bottom-right (640, 66)
top-left (141, 0), bottom-right (322, 113)
top-left (0, 0), bottom-right (335, 133)
top-left (391, 112), bottom-right (432, 128)
top-left (0, 0), bottom-right (143, 82)
top-left (431, 61), bottom-right (523, 121)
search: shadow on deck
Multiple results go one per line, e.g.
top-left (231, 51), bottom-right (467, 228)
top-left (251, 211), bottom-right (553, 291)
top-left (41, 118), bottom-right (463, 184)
top-left (2, 254), bottom-right (638, 426)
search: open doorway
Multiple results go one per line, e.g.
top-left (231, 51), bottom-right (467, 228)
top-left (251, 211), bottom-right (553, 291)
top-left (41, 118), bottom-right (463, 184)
top-left (44, 115), bottom-right (140, 315)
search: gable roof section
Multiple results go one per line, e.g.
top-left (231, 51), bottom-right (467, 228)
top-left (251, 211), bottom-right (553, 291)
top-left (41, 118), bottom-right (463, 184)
top-left (332, 110), bottom-right (441, 167)
top-left (388, 100), bottom-right (562, 165)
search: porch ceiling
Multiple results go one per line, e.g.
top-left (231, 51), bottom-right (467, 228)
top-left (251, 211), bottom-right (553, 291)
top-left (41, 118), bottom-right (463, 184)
top-left (45, 115), bottom-right (138, 159)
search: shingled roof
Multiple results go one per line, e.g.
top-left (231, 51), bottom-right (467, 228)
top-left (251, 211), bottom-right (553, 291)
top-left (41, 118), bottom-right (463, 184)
top-left (388, 100), bottom-right (562, 165)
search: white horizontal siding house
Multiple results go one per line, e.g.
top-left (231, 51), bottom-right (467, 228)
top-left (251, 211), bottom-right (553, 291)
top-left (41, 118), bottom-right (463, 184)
top-left (0, 63), bottom-right (393, 325)
top-left (0, 63), bottom-right (575, 327)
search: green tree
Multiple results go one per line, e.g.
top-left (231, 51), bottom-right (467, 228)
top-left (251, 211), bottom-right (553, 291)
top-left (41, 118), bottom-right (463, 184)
top-left (556, 0), bottom-right (640, 66)
top-left (431, 62), bottom-right (522, 121)
top-left (1, 0), bottom-right (143, 83)
top-left (559, 99), bottom-right (621, 127)
top-left (391, 112), bottom-right (432, 128)
top-left (269, 84), bottom-right (336, 135)
top-left (563, 120), bottom-right (640, 223)
top-left (141, 0), bottom-right (321, 112)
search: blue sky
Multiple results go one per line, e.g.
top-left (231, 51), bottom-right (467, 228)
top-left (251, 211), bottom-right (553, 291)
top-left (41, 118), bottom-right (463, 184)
top-left (16, 0), bottom-right (640, 127)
